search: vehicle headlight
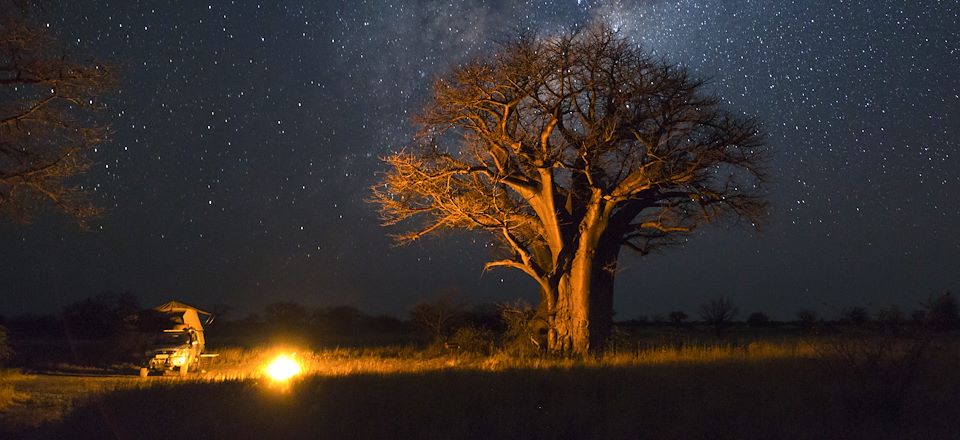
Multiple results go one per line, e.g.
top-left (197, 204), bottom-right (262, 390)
top-left (171, 349), bottom-right (189, 366)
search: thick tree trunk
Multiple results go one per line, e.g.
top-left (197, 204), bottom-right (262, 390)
top-left (546, 218), bottom-right (619, 355)
top-left (547, 250), bottom-right (618, 354)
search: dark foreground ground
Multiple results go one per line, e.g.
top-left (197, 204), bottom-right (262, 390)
top-left (5, 353), bottom-right (960, 440)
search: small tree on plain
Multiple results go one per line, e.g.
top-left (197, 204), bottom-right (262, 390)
top-left (797, 309), bottom-right (819, 330)
top-left (0, 325), bottom-right (11, 366)
top-left (840, 306), bottom-right (870, 326)
top-left (668, 311), bottom-right (688, 328)
top-left (700, 297), bottom-right (738, 333)
top-left (924, 291), bottom-right (958, 331)
top-left (746, 311), bottom-right (770, 328)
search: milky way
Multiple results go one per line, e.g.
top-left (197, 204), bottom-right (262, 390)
top-left (1, 0), bottom-right (957, 320)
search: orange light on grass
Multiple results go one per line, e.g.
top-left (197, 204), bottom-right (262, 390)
top-left (266, 354), bottom-right (302, 382)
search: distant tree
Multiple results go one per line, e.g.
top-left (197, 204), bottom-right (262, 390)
top-left (797, 309), bottom-right (819, 330)
top-left (239, 313), bottom-right (262, 325)
top-left (924, 291), bottom-right (958, 331)
top-left (409, 296), bottom-right (467, 342)
top-left (6, 313), bottom-right (58, 337)
top-left (311, 305), bottom-right (364, 333)
top-left (207, 303), bottom-right (233, 324)
top-left (746, 311), bottom-right (770, 328)
top-left (263, 301), bottom-right (309, 328)
top-left (61, 291), bottom-right (139, 339)
top-left (465, 302), bottom-right (503, 332)
top-left (364, 314), bottom-right (406, 334)
top-left (0, 324), bottom-right (11, 366)
top-left (651, 314), bottom-right (666, 325)
top-left (0, 3), bottom-right (116, 225)
top-left (370, 24), bottom-right (767, 354)
top-left (875, 306), bottom-right (905, 328)
top-left (700, 297), bottom-right (738, 333)
top-left (668, 311), bottom-right (688, 328)
top-left (909, 309), bottom-right (927, 324)
top-left (840, 306), bottom-right (870, 326)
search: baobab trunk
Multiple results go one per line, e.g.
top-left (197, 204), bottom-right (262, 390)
top-left (547, 209), bottom-right (619, 355)
top-left (548, 250), bottom-right (617, 355)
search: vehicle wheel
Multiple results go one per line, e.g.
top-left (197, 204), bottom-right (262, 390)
top-left (139, 367), bottom-right (149, 378)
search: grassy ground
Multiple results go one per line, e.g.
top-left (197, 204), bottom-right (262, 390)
top-left (0, 372), bottom-right (155, 434)
top-left (1, 335), bottom-right (956, 439)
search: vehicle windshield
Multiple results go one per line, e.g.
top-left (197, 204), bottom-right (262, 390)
top-left (149, 331), bottom-right (191, 349)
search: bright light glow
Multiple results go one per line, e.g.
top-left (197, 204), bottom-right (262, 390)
top-left (266, 354), bottom-right (302, 382)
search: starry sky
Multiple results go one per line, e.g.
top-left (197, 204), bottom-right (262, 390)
top-left (1, 0), bottom-right (957, 320)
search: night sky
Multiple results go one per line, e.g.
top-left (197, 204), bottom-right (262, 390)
top-left (1, 0), bottom-right (957, 320)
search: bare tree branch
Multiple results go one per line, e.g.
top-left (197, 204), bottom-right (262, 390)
top-left (0, 13), bottom-right (116, 226)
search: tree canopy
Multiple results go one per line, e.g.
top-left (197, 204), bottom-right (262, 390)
top-left (371, 25), bottom-right (767, 354)
top-left (0, 6), bottom-right (115, 225)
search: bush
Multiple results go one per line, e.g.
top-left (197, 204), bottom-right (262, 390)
top-left (448, 326), bottom-right (494, 356)
top-left (797, 309), bottom-right (819, 330)
top-left (410, 296), bottom-right (467, 342)
top-left (924, 292), bottom-right (958, 331)
top-left (498, 301), bottom-right (544, 357)
top-left (811, 329), bottom-right (935, 433)
top-left (61, 291), bottom-right (140, 339)
top-left (0, 325), bottom-right (10, 366)
top-left (668, 311), bottom-right (688, 328)
top-left (839, 306), bottom-right (870, 326)
top-left (747, 312), bottom-right (771, 328)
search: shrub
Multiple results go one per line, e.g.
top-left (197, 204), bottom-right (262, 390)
top-left (61, 291), bottom-right (140, 339)
top-left (410, 296), bottom-right (467, 342)
top-left (0, 325), bottom-right (10, 366)
top-left (924, 292), bottom-right (958, 331)
top-left (839, 306), bottom-right (870, 326)
top-left (811, 329), bottom-right (934, 434)
top-left (797, 309), bottom-right (819, 330)
top-left (498, 301), bottom-right (545, 357)
top-left (746, 312), bottom-right (771, 328)
top-left (448, 326), bottom-right (494, 356)
top-left (668, 311), bottom-right (688, 328)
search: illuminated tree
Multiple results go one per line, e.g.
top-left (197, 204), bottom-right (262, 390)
top-left (0, 5), bottom-right (115, 226)
top-left (371, 25), bottom-right (767, 354)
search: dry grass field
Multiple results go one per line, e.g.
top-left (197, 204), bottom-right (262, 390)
top-left (1, 335), bottom-right (957, 439)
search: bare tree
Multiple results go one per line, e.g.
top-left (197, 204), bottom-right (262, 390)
top-left (700, 297), bottom-right (738, 333)
top-left (409, 296), bottom-right (467, 342)
top-left (0, 6), bottom-right (115, 225)
top-left (371, 25), bottom-right (767, 354)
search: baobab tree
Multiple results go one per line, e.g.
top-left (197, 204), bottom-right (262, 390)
top-left (0, 6), bottom-right (114, 226)
top-left (371, 25), bottom-right (767, 354)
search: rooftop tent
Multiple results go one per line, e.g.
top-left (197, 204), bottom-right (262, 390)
top-left (154, 300), bottom-right (212, 332)
top-left (154, 300), bottom-right (210, 315)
